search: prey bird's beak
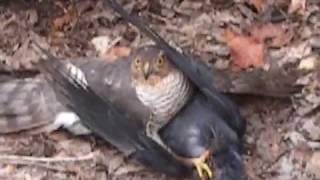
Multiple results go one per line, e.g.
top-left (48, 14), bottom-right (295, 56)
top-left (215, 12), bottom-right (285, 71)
top-left (143, 63), bottom-right (151, 80)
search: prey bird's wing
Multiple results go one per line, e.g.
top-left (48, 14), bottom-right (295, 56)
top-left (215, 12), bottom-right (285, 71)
top-left (35, 44), bottom-right (191, 177)
top-left (103, 0), bottom-right (245, 136)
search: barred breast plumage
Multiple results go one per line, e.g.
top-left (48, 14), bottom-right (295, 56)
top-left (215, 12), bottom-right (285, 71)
top-left (135, 70), bottom-right (194, 127)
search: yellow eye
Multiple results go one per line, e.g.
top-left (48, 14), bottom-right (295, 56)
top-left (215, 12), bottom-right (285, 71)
top-left (156, 57), bottom-right (164, 66)
top-left (134, 58), bottom-right (142, 68)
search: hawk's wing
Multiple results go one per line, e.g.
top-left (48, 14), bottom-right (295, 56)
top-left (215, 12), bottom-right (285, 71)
top-left (36, 44), bottom-right (191, 177)
top-left (0, 56), bottom-right (150, 134)
top-left (103, 0), bottom-right (246, 137)
top-left (70, 57), bottom-right (150, 123)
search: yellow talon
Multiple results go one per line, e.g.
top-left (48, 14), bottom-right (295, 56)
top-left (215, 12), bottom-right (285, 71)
top-left (188, 150), bottom-right (213, 180)
top-left (193, 159), bottom-right (213, 179)
top-left (147, 113), bottom-right (213, 179)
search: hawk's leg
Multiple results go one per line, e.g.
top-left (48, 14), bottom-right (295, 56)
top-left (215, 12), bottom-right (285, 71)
top-left (188, 150), bottom-right (213, 180)
top-left (146, 115), bottom-right (213, 179)
top-left (174, 150), bottom-right (213, 180)
top-left (145, 114), bottom-right (167, 148)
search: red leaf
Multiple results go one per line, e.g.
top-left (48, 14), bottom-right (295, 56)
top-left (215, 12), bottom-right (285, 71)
top-left (225, 28), bottom-right (265, 69)
top-left (102, 46), bottom-right (131, 63)
top-left (249, 0), bottom-right (268, 12)
top-left (288, 0), bottom-right (306, 15)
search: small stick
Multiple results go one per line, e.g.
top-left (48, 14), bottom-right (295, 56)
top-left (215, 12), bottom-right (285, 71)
top-left (0, 152), bottom-right (95, 163)
top-left (0, 153), bottom-right (96, 173)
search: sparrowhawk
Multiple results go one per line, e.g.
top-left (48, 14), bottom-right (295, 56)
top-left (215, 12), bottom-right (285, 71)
top-left (37, 46), bottom-right (246, 180)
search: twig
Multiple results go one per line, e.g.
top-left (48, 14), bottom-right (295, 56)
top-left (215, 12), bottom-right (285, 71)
top-left (0, 153), bottom-right (96, 173)
top-left (0, 175), bottom-right (27, 180)
top-left (2, 161), bottom-right (74, 173)
top-left (145, 12), bottom-right (171, 25)
top-left (0, 152), bottom-right (95, 163)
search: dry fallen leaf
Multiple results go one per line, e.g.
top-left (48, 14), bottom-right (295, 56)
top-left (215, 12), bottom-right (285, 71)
top-left (52, 1), bottom-right (74, 32)
top-left (4, 164), bottom-right (17, 175)
top-left (307, 152), bottom-right (320, 178)
top-left (8, 39), bottom-right (40, 70)
top-left (103, 46), bottom-right (131, 63)
top-left (298, 55), bottom-right (318, 70)
top-left (250, 23), bottom-right (292, 47)
top-left (52, 12), bottom-right (72, 31)
top-left (91, 36), bottom-right (111, 55)
top-left (225, 28), bottom-right (265, 69)
top-left (49, 2), bottom-right (75, 45)
top-left (288, 0), bottom-right (306, 15)
top-left (249, 0), bottom-right (268, 12)
top-left (224, 27), bottom-right (237, 42)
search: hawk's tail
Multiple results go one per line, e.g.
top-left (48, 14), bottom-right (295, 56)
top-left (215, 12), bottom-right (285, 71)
top-left (33, 43), bottom-right (191, 177)
top-left (0, 77), bottom-right (58, 133)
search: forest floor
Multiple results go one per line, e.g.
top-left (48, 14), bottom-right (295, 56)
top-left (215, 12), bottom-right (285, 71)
top-left (0, 0), bottom-right (320, 180)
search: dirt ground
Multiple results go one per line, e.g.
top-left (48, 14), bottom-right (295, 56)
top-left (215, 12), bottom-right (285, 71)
top-left (0, 0), bottom-right (320, 180)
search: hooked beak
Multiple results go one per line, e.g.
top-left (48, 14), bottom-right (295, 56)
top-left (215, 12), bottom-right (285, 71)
top-left (143, 63), bottom-right (151, 80)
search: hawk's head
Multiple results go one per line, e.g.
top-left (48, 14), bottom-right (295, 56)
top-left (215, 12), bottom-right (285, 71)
top-left (131, 45), bottom-right (175, 87)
